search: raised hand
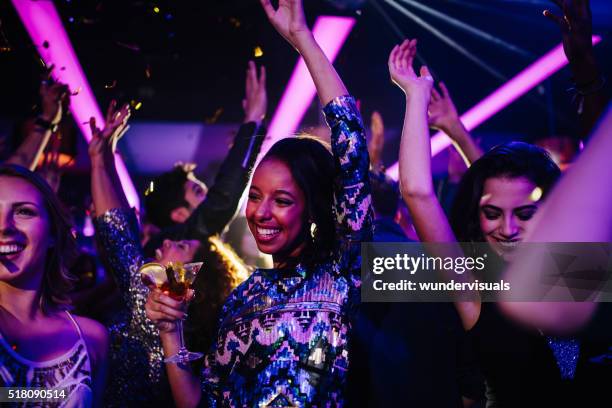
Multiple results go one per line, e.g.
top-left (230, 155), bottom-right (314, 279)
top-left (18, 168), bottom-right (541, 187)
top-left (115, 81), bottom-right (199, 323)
top-left (243, 61), bottom-right (267, 124)
top-left (388, 39), bottom-right (433, 100)
top-left (39, 72), bottom-right (70, 126)
top-left (260, 0), bottom-right (311, 50)
top-left (428, 82), bottom-right (460, 132)
top-left (88, 100), bottom-right (130, 165)
top-left (543, 0), bottom-right (593, 68)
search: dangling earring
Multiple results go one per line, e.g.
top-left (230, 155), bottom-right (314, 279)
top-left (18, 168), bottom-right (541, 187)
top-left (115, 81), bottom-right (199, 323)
top-left (310, 221), bottom-right (317, 241)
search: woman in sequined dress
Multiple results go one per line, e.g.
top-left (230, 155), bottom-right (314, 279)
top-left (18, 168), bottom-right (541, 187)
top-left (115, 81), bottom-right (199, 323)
top-left (392, 37), bottom-right (610, 407)
top-left (145, 0), bottom-right (373, 406)
top-left (0, 165), bottom-right (109, 407)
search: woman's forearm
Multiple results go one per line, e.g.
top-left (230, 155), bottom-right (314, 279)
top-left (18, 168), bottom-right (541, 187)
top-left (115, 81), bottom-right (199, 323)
top-left (90, 156), bottom-right (130, 215)
top-left (160, 332), bottom-right (202, 408)
top-left (294, 33), bottom-right (348, 106)
top-left (399, 94), bottom-right (436, 199)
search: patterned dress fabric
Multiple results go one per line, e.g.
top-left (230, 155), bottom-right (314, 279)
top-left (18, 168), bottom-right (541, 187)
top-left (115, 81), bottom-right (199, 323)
top-left (200, 95), bottom-right (373, 407)
top-left (0, 311), bottom-right (93, 408)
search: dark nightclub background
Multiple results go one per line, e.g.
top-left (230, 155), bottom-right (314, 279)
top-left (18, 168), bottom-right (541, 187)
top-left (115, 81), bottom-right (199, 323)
top-left (1, 0), bottom-right (611, 217)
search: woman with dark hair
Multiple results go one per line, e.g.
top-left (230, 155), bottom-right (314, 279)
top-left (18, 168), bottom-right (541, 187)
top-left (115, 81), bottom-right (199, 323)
top-left (0, 164), bottom-right (109, 406)
top-left (449, 142), bottom-right (561, 248)
top-left (393, 38), bottom-right (609, 407)
top-left (145, 0), bottom-right (372, 406)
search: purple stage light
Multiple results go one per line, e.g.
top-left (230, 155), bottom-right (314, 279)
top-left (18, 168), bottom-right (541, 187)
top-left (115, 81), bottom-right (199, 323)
top-left (259, 16), bottom-right (356, 159)
top-left (12, 0), bottom-right (140, 209)
top-left (386, 35), bottom-right (603, 180)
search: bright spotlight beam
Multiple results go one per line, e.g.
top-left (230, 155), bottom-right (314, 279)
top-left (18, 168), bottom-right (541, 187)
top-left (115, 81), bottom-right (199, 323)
top-left (397, 0), bottom-right (535, 58)
top-left (386, 35), bottom-right (603, 180)
top-left (385, 0), bottom-right (507, 81)
top-left (11, 0), bottom-right (140, 209)
top-left (368, 0), bottom-right (430, 67)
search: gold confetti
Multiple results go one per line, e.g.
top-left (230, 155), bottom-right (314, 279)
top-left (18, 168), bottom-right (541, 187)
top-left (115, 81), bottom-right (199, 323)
top-left (134, 101), bottom-right (142, 110)
top-left (205, 108), bottom-right (224, 124)
top-left (254, 46), bottom-right (263, 58)
top-left (229, 17), bottom-right (241, 28)
top-left (153, 6), bottom-right (160, 14)
top-left (145, 181), bottom-right (155, 196)
top-left (530, 187), bottom-right (543, 202)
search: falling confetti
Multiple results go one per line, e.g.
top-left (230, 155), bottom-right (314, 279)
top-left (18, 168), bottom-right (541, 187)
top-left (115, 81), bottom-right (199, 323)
top-left (116, 41), bottom-right (141, 52)
top-left (42, 40), bottom-right (49, 48)
top-left (153, 6), bottom-right (160, 14)
top-left (145, 181), bottom-right (155, 196)
top-left (205, 108), bottom-right (224, 124)
top-left (229, 17), bottom-right (241, 28)
top-left (71, 86), bottom-right (82, 96)
top-left (145, 65), bottom-right (152, 79)
top-left (254, 46), bottom-right (263, 58)
top-left (105, 80), bottom-right (117, 89)
top-left (130, 100), bottom-right (143, 110)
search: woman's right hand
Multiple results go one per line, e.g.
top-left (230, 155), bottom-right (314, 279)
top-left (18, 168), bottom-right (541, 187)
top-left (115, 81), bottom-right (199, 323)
top-left (260, 0), bottom-right (312, 50)
top-left (145, 289), bottom-right (188, 334)
top-left (388, 39), bottom-right (433, 102)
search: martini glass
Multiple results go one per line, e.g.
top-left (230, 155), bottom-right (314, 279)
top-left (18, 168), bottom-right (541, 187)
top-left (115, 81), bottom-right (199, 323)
top-left (140, 261), bottom-right (204, 364)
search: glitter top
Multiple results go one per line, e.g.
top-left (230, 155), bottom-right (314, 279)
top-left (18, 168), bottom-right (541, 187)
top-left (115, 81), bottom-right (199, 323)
top-left (94, 208), bottom-right (169, 407)
top-left (546, 336), bottom-right (581, 380)
top-left (199, 95), bottom-right (373, 407)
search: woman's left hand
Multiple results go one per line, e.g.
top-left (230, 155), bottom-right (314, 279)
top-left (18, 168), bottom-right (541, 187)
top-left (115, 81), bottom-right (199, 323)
top-left (88, 100), bottom-right (130, 165)
top-left (260, 0), bottom-right (311, 49)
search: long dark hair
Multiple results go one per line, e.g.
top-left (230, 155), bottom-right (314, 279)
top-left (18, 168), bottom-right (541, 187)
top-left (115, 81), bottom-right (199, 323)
top-left (0, 165), bottom-right (78, 312)
top-left (450, 142), bottom-right (561, 242)
top-left (186, 236), bottom-right (249, 355)
top-left (261, 136), bottom-right (336, 267)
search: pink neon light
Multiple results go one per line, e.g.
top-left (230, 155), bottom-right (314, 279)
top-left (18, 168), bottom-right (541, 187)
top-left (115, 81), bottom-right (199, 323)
top-left (12, 0), bottom-right (140, 209)
top-left (260, 16), bottom-right (356, 157)
top-left (387, 35), bottom-right (602, 180)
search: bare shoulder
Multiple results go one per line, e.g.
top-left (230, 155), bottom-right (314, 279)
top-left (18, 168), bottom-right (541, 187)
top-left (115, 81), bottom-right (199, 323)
top-left (73, 315), bottom-right (110, 365)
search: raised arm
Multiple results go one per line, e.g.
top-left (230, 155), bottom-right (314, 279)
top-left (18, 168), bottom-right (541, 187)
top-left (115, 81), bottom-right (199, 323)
top-left (88, 100), bottom-right (131, 214)
top-left (6, 80), bottom-right (68, 170)
top-left (544, 0), bottom-right (608, 137)
top-left (391, 40), bottom-right (480, 328)
top-left (262, 0), bottom-right (371, 239)
top-left (428, 81), bottom-right (483, 166)
top-left (391, 40), bottom-right (456, 243)
top-left (501, 105), bottom-right (612, 333)
top-left (184, 61), bottom-right (266, 239)
top-left (260, 0), bottom-right (347, 104)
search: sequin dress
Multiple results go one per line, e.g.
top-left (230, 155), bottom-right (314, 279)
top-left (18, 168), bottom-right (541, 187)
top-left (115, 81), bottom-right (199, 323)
top-left (94, 208), bottom-right (169, 407)
top-left (199, 95), bottom-right (373, 407)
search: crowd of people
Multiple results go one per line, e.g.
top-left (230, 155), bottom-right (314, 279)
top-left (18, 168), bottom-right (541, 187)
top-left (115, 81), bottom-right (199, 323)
top-left (0, 0), bottom-right (610, 407)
